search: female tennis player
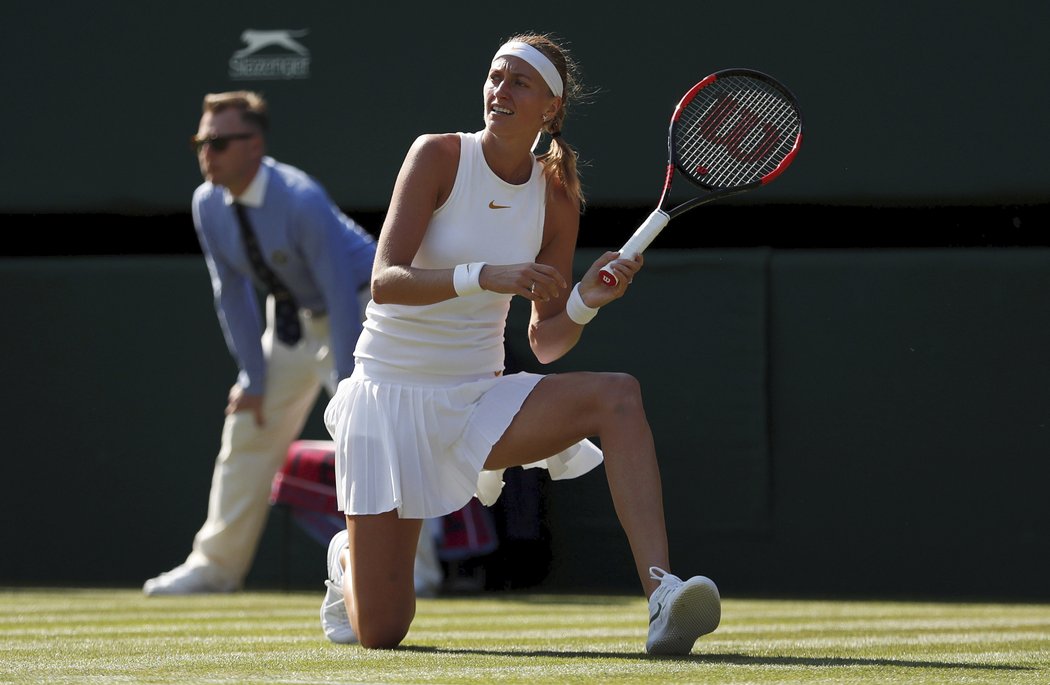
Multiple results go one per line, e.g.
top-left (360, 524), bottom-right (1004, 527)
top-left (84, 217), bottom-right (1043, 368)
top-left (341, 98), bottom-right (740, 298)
top-left (320, 32), bottom-right (721, 655)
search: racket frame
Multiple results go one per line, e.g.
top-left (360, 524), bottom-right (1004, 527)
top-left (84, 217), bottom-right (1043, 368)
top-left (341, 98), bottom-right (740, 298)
top-left (599, 68), bottom-right (802, 286)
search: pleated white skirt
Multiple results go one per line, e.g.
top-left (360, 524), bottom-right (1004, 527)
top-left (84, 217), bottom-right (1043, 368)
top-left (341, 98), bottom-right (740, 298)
top-left (323, 360), bottom-right (604, 519)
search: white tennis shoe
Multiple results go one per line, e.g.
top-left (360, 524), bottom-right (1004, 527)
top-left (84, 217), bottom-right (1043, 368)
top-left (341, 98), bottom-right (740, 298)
top-left (320, 529), bottom-right (358, 644)
top-left (645, 566), bottom-right (721, 655)
top-left (142, 562), bottom-right (238, 596)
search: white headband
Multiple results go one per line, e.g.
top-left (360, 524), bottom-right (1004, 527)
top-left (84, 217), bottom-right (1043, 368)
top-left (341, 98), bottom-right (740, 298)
top-left (492, 41), bottom-right (564, 98)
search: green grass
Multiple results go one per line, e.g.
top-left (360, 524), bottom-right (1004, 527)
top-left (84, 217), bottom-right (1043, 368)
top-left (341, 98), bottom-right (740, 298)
top-left (2, 588), bottom-right (1048, 684)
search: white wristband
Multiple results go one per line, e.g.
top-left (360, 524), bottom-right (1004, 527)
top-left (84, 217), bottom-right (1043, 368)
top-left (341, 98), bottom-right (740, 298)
top-left (565, 283), bottom-right (599, 325)
top-left (453, 262), bottom-right (486, 297)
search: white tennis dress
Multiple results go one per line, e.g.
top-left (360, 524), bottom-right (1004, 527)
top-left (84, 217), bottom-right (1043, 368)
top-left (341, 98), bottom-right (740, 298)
top-left (324, 131), bottom-right (604, 519)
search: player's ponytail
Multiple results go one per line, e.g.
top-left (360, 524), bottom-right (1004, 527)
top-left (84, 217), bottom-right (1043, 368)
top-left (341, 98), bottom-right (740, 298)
top-left (539, 121), bottom-right (583, 208)
top-left (508, 32), bottom-right (589, 209)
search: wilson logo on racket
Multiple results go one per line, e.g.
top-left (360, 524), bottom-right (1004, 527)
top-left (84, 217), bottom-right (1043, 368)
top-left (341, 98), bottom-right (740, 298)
top-left (696, 94), bottom-right (783, 166)
top-left (599, 68), bottom-right (802, 288)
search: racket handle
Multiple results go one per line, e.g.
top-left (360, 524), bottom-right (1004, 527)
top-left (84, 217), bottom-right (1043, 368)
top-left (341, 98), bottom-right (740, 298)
top-left (599, 209), bottom-right (670, 286)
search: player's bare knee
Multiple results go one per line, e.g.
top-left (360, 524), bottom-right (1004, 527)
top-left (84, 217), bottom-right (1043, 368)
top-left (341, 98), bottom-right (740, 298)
top-left (602, 372), bottom-right (644, 415)
top-left (355, 612), bottom-right (412, 649)
top-left (357, 627), bottom-right (409, 649)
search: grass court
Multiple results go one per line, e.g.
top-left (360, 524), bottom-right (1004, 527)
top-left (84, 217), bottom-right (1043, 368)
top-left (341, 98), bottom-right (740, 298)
top-left (3, 587), bottom-right (1048, 684)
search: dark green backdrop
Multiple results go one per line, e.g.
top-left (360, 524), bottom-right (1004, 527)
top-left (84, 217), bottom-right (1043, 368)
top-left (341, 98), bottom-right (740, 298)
top-left (4, 1), bottom-right (1050, 215)
top-left (4, 248), bottom-right (1048, 599)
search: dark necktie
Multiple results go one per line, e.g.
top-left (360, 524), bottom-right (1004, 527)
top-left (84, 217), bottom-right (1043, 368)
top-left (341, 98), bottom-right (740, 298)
top-left (233, 202), bottom-right (302, 345)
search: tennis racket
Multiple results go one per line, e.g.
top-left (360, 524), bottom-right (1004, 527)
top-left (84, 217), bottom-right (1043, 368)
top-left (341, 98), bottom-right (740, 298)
top-left (599, 68), bottom-right (803, 286)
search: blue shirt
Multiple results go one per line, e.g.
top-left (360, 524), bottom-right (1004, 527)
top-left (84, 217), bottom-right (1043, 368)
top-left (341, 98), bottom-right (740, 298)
top-left (191, 157), bottom-right (376, 395)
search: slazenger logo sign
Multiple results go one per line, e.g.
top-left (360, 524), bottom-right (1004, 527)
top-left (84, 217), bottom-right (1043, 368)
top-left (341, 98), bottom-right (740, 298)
top-left (229, 29), bottom-right (310, 80)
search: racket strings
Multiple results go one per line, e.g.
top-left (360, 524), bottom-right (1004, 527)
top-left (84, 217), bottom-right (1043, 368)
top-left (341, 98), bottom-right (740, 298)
top-left (679, 100), bottom-right (794, 185)
top-left (674, 76), bottom-right (800, 189)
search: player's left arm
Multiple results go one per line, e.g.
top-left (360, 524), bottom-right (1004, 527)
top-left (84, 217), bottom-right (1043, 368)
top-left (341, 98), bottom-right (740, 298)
top-left (527, 181), bottom-right (635, 364)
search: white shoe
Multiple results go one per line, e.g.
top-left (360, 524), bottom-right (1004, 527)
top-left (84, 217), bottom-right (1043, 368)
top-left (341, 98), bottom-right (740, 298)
top-left (320, 529), bottom-right (358, 644)
top-left (645, 566), bottom-right (721, 655)
top-left (142, 563), bottom-right (238, 596)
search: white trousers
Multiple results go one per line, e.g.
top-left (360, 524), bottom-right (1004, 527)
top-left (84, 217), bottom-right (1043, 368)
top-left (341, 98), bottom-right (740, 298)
top-left (185, 293), bottom-right (442, 589)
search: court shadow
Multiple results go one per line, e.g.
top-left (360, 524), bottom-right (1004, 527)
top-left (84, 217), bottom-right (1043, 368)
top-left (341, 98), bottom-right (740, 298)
top-left (396, 646), bottom-right (1032, 671)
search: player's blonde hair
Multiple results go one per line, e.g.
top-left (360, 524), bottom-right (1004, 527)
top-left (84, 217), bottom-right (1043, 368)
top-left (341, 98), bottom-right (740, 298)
top-left (505, 33), bottom-right (588, 209)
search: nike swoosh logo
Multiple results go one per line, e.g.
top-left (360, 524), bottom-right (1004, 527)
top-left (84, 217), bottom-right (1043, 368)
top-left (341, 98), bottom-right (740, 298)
top-left (488, 201), bottom-right (511, 209)
top-left (649, 602), bottom-right (663, 625)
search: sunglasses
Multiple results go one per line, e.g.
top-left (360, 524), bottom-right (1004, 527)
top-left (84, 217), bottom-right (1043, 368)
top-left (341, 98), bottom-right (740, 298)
top-left (190, 132), bottom-right (255, 153)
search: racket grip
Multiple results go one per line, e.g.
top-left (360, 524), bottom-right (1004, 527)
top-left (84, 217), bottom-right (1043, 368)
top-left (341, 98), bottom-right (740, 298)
top-left (599, 209), bottom-right (670, 286)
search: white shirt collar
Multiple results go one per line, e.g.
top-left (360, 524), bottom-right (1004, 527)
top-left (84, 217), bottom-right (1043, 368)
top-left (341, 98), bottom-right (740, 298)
top-left (223, 159), bottom-right (270, 208)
